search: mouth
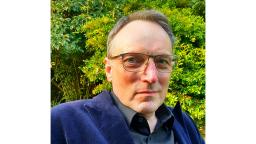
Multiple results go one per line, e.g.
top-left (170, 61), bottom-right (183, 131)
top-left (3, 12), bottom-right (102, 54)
top-left (136, 90), bottom-right (159, 95)
top-left (135, 91), bottom-right (159, 102)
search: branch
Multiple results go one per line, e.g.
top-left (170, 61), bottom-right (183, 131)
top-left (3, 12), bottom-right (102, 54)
top-left (51, 78), bottom-right (64, 93)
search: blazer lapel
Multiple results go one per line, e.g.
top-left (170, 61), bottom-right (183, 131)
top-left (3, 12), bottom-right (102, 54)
top-left (172, 102), bottom-right (192, 144)
top-left (84, 91), bottom-right (134, 144)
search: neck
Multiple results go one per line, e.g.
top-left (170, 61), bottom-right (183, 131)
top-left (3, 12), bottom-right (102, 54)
top-left (142, 112), bottom-right (157, 133)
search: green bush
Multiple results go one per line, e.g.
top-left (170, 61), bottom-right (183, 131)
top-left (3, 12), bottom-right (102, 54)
top-left (51, 0), bottom-right (205, 136)
top-left (163, 8), bottom-right (205, 136)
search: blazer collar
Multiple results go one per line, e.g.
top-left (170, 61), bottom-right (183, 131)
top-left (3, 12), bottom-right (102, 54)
top-left (84, 90), bottom-right (134, 144)
top-left (172, 101), bottom-right (192, 144)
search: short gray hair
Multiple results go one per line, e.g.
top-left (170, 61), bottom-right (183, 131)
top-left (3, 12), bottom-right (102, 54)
top-left (107, 10), bottom-right (175, 57)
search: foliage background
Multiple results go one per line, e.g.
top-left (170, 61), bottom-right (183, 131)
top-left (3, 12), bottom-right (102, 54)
top-left (51, 0), bottom-right (205, 136)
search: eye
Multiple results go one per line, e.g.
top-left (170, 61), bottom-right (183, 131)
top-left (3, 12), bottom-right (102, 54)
top-left (122, 54), bottom-right (145, 68)
top-left (157, 58), bottom-right (169, 64)
top-left (156, 57), bottom-right (170, 64)
top-left (155, 56), bottom-right (171, 69)
top-left (125, 56), bottom-right (137, 63)
top-left (124, 56), bottom-right (143, 64)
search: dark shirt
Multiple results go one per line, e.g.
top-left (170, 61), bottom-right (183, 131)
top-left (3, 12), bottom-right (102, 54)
top-left (111, 92), bottom-right (175, 144)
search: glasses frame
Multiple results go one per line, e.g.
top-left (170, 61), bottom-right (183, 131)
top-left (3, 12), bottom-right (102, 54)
top-left (108, 52), bottom-right (176, 73)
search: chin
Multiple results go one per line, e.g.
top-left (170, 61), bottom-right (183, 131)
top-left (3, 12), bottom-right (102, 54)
top-left (136, 102), bottom-right (158, 114)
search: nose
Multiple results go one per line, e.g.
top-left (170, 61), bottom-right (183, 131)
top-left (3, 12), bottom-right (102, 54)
top-left (141, 59), bottom-right (158, 83)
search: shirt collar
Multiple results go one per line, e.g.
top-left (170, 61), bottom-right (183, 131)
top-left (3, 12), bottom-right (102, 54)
top-left (155, 104), bottom-right (174, 131)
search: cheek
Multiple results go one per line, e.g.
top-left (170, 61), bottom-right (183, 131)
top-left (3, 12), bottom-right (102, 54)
top-left (112, 69), bottom-right (139, 105)
top-left (114, 65), bottom-right (137, 83)
top-left (123, 72), bottom-right (138, 83)
top-left (112, 67), bottom-right (138, 90)
top-left (159, 74), bottom-right (171, 90)
top-left (158, 75), bottom-right (170, 103)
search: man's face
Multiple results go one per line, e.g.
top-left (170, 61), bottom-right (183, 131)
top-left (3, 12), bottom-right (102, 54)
top-left (105, 20), bottom-right (172, 116)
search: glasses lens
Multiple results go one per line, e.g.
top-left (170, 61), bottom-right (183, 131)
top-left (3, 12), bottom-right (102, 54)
top-left (154, 55), bottom-right (173, 72)
top-left (121, 53), bottom-right (175, 72)
top-left (122, 53), bottom-right (147, 72)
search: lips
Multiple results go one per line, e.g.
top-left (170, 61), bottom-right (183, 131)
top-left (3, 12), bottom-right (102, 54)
top-left (136, 90), bottom-right (159, 95)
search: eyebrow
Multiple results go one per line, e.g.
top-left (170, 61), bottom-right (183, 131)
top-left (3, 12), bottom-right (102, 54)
top-left (119, 52), bottom-right (172, 56)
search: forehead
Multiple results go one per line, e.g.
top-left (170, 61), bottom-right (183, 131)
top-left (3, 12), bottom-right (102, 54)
top-left (110, 20), bottom-right (172, 56)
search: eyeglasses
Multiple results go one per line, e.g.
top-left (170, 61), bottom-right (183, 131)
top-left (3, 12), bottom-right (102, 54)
top-left (108, 53), bottom-right (176, 73)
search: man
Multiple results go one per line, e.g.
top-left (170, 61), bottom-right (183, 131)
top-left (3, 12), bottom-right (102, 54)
top-left (51, 10), bottom-right (205, 144)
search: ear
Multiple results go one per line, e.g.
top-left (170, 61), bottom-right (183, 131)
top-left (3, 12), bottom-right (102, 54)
top-left (104, 57), bottom-right (112, 82)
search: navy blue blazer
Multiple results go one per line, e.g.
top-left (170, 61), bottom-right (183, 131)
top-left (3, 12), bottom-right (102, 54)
top-left (51, 90), bottom-right (205, 144)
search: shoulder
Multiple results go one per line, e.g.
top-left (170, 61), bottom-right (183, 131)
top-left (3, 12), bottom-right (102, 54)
top-left (51, 90), bottom-right (113, 117)
top-left (51, 99), bottom-right (92, 124)
top-left (52, 100), bottom-right (88, 114)
top-left (167, 102), bottom-right (205, 144)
